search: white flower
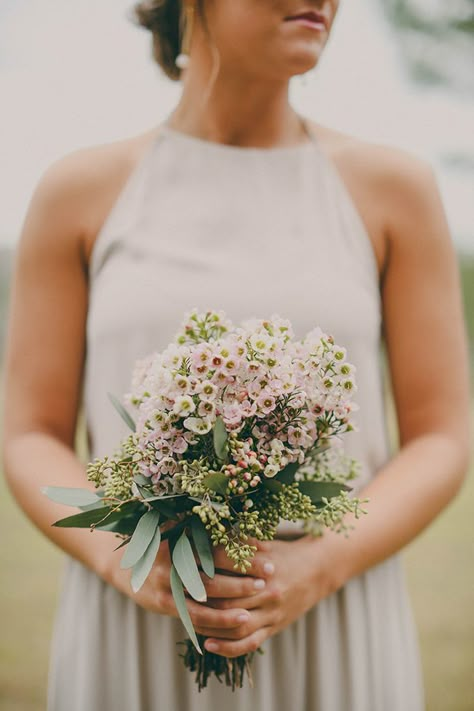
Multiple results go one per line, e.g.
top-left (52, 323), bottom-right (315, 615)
top-left (197, 380), bottom-right (218, 401)
top-left (249, 332), bottom-right (273, 353)
top-left (264, 463), bottom-right (280, 478)
top-left (256, 391), bottom-right (277, 415)
top-left (171, 436), bottom-right (188, 454)
top-left (174, 375), bottom-right (190, 392)
top-left (183, 416), bottom-right (213, 434)
top-left (222, 403), bottom-right (243, 426)
top-left (287, 426), bottom-right (304, 446)
top-left (172, 395), bottom-right (196, 417)
top-left (198, 400), bottom-right (216, 418)
top-left (247, 380), bottom-right (263, 400)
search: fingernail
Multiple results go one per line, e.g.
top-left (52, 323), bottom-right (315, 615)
top-left (254, 578), bottom-right (266, 590)
top-left (237, 613), bottom-right (250, 623)
top-left (263, 562), bottom-right (275, 575)
top-left (206, 641), bottom-right (218, 652)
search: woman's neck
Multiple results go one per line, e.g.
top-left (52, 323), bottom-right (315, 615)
top-left (167, 66), bottom-right (306, 148)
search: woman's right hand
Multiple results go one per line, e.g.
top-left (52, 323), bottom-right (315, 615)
top-left (103, 536), bottom-right (270, 632)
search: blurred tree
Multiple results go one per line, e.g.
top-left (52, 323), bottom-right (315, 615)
top-left (380, 0), bottom-right (474, 94)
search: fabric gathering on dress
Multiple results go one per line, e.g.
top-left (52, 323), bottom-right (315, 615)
top-left (47, 121), bottom-right (425, 711)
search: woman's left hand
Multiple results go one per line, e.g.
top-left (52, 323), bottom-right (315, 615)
top-left (191, 534), bottom-right (337, 658)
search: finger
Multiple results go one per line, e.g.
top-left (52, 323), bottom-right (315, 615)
top-left (184, 571), bottom-right (267, 599)
top-left (203, 625), bottom-right (271, 658)
top-left (157, 590), bottom-right (253, 630)
top-left (203, 592), bottom-right (266, 611)
top-left (247, 536), bottom-right (272, 553)
top-left (194, 609), bottom-right (269, 640)
top-left (212, 549), bottom-right (276, 580)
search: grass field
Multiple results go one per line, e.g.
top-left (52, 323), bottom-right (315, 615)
top-left (0, 254), bottom-right (473, 710)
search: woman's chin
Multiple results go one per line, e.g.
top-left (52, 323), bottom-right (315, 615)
top-left (281, 47), bottom-right (323, 76)
top-left (284, 56), bottom-right (320, 79)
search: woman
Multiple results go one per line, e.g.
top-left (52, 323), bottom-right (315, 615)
top-left (2, 1), bottom-right (471, 709)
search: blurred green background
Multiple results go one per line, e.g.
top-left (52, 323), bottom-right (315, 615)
top-left (0, 248), bottom-right (473, 710)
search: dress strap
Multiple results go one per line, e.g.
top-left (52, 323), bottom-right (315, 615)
top-left (298, 114), bottom-right (320, 147)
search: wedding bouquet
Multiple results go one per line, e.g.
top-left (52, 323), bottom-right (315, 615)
top-left (43, 310), bottom-right (367, 690)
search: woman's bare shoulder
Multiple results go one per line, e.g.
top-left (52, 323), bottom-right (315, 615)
top-left (43, 128), bottom-right (157, 185)
top-left (311, 120), bottom-right (436, 206)
top-left (308, 118), bottom-right (441, 253)
top-left (28, 128), bottom-right (158, 260)
top-left (310, 119), bottom-right (432, 176)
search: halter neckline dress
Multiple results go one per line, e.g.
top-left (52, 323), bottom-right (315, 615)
top-left (47, 115), bottom-right (425, 711)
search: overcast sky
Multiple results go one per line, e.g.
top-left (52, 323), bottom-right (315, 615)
top-left (0, 0), bottom-right (473, 251)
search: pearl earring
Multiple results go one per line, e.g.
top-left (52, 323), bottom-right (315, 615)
top-left (175, 2), bottom-right (195, 69)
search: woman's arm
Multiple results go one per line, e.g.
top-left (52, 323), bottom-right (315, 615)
top-left (305, 149), bottom-right (472, 590)
top-left (1, 151), bottom-right (119, 579)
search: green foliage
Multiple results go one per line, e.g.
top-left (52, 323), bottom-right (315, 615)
top-left (107, 392), bottom-right (136, 432)
top-left (190, 515), bottom-right (215, 578)
top-left (459, 255), bottom-right (474, 357)
top-left (42, 486), bottom-right (101, 507)
top-left (380, 0), bottom-right (474, 93)
top-left (297, 480), bottom-right (351, 502)
top-left (130, 523), bottom-right (162, 593)
top-left (212, 415), bottom-right (229, 462)
top-left (171, 529), bottom-right (207, 602)
top-left (120, 510), bottom-right (160, 570)
top-left (170, 564), bottom-right (203, 654)
top-left (52, 501), bottom-right (138, 529)
top-left (86, 434), bottom-right (137, 499)
top-left (201, 471), bottom-right (229, 495)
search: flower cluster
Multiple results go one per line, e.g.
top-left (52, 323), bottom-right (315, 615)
top-left (120, 310), bottom-right (358, 494)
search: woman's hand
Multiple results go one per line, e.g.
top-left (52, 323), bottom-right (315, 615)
top-left (189, 535), bottom-right (336, 658)
top-left (104, 536), bottom-right (274, 635)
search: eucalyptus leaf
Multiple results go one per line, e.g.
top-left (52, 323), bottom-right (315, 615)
top-left (100, 515), bottom-right (144, 536)
top-left (275, 461), bottom-right (301, 484)
top-left (53, 501), bottom-right (138, 529)
top-left (297, 481), bottom-right (351, 503)
top-left (161, 519), bottom-right (187, 542)
top-left (52, 505), bottom-right (115, 528)
top-left (42, 486), bottom-right (101, 508)
top-left (202, 472), bottom-right (228, 496)
top-left (79, 500), bottom-right (107, 513)
top-left (190, 516), bottom-right (215, 579)
top-left (134, 474), bottom-right (151, 487)
top-left (170, 564), bottom-right (202, 655)
top-left (144, 493), bottom-right (187, 502)
top-left (171, 530), bottom-right (207, 602)
top-left (107, 392), bottom-right (136, 432)
top-left (213, 416), bottom-right (228, 461)
top-left (261, 478), bottom-right (283, 493)
top-left (149, 499), bottom-right (178, 518)
top-left (189, 496), bottom-right (227, 513)
top-left (114, 537), bottom-right (131, 551)
top-left (120, 510), bottom-right (161, 570)
top-left (130, 525), bottom-right (162, 593)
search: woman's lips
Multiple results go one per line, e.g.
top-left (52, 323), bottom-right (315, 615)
top-left (284, 12), bottom-right (327, 31)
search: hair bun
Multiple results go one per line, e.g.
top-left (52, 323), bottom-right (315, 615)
top-left (133, 0), bottom-right (182, 80)
top-left (134, 0), bottom-right (167, 31)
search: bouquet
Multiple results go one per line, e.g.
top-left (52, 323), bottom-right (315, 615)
top-left (43, 310), bottom-right (367, 690)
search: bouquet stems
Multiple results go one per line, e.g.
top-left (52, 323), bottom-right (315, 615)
top-left (178, 634), bottom-right (264, 691)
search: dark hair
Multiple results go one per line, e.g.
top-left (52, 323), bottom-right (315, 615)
top-left (133, 0), bottom-right (207, 81)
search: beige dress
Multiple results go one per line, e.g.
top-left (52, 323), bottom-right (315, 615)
top-left (47, 118), bottom-right (425, 710)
